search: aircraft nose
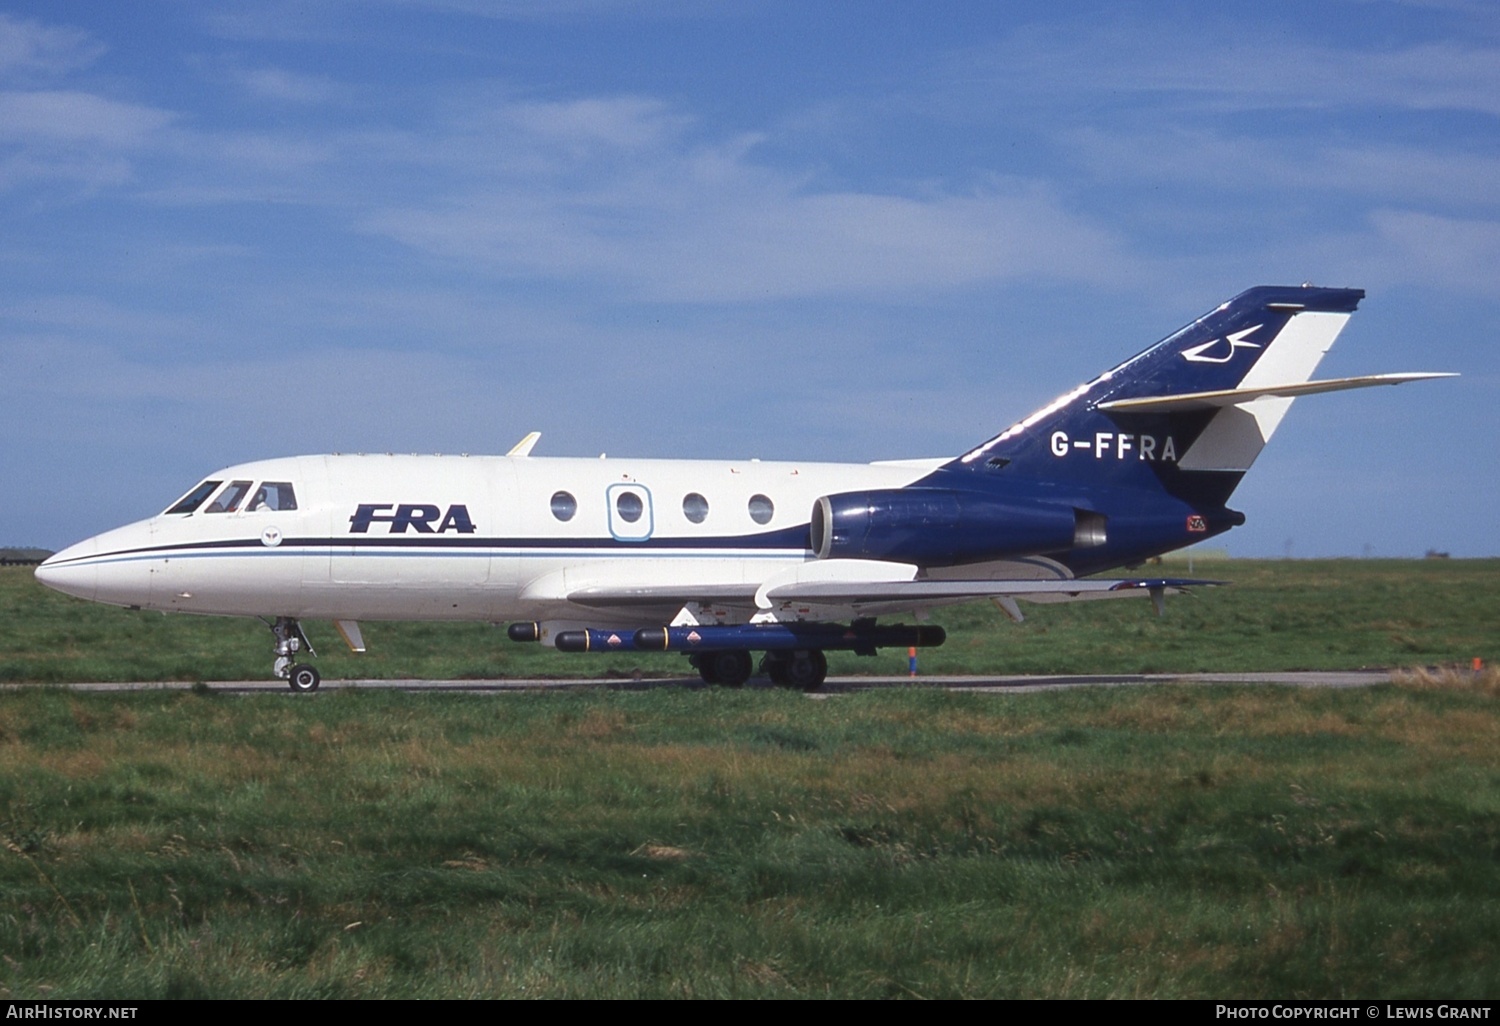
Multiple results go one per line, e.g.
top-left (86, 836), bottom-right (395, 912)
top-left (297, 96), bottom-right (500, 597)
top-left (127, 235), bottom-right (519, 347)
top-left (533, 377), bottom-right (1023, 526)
top-left (34, 537), bottom-right (99, 602)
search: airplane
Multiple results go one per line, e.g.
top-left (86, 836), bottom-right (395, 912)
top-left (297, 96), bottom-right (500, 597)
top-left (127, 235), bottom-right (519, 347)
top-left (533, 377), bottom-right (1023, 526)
top-left (34, 285), bottom-right (1452, 692)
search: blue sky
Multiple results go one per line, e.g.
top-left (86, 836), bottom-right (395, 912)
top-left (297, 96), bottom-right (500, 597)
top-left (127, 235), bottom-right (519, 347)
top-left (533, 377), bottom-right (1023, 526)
top-left (2, 0), bottom-right (1495, 557)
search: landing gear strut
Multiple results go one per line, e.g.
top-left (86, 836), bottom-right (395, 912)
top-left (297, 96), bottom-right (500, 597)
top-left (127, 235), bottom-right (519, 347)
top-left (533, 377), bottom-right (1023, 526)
top-left (268, 617), bottom-right (320, 692)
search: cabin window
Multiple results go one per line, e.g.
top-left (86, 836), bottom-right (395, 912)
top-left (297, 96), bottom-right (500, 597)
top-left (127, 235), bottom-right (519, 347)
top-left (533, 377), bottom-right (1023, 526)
top-left (748, 494), bottom-right (774, 525)
top-left (616, 491), bottom-right (644, 524)
top-left (247, 481), bottom-right (298, 512)
top-left (682, 492), bottom-right (709, 524)
top-left (550, 491), bottom-right (577, 521)
top-left (204, 480), bottom-right (253, 514)
top-left (164, 480), bottom-right (222, 515)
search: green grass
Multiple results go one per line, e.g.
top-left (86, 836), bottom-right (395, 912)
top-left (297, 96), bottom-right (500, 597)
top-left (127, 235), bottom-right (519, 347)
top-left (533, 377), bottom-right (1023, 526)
top-left (3, 559), bottom-right (1497, 682)
top-left (3, 561), bottom-right (1498, 997)
top-left (1, 683), bottom-right (1497, 998)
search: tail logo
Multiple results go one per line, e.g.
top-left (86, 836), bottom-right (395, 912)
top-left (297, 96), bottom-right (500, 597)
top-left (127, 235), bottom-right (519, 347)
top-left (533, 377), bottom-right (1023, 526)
top-left (1182, 326), bottom-right (1262, 364)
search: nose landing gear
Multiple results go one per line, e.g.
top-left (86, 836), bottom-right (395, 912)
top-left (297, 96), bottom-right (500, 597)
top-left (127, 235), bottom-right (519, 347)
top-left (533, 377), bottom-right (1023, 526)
top-left (267, 617), bottom-right (320, 692)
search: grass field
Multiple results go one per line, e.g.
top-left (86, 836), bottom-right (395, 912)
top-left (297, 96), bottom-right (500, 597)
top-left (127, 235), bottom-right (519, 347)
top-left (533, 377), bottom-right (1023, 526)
top-left (3, 559), bottom-right (1497, 682)
top-left (2, 681), bottom-right (1498, 998)
top-left (1, 560), bottom-right (1497, 998)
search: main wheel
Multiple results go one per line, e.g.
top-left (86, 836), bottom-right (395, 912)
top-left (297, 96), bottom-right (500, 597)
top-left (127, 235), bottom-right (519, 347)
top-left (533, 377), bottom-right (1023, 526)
top-left (288, 664), bottom-right (321, 693)
top-left (782, 651), bottom-right (828, 692)
top-left (709, 650), bottom-right (753, 688)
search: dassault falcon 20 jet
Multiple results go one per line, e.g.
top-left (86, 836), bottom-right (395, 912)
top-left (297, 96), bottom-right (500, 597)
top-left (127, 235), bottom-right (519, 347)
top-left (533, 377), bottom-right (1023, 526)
top-left (36, 286), bottom-right (1451, 692)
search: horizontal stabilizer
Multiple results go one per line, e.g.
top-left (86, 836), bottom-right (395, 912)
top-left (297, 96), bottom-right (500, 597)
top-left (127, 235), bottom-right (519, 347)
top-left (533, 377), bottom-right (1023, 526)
top-left (1096, 373), bottom-right (1455, 414)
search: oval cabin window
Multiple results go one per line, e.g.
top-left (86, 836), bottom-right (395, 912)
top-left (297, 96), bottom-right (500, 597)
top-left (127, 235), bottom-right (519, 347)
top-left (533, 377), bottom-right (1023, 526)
top-left (550, 491), bottom-right (577, 521)
top-left (616, 491), bottom-right (644, 523)
top-left (748, 494), bottom-right (774, 525)
top-left (682, 493), bottom-right (709, 524)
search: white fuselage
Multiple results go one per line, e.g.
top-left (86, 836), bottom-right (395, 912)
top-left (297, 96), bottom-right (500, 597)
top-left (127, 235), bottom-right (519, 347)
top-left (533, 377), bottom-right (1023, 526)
top-left (37, 452), bottom-right (942, 625)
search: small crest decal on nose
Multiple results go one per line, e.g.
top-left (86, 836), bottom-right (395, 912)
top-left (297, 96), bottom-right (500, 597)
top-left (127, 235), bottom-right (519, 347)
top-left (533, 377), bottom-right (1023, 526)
top-left (261, 527), bottom-right (283, 547)
top-left (1182, 326), bottom-right (1262, 364)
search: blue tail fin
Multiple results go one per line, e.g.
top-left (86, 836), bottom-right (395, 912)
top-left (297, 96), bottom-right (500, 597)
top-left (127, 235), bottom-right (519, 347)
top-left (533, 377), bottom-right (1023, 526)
top-left (943, 285), bottom-right (1365, 508)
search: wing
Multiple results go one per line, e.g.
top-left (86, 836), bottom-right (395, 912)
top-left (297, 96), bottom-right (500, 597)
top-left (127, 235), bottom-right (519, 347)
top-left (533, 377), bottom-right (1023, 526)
top-left (761, 576), bottom-right (1218, 605)
top-left (566, 583), bottom-right (760, 609)
top-left (563, 559), bottom-right (1221, 621)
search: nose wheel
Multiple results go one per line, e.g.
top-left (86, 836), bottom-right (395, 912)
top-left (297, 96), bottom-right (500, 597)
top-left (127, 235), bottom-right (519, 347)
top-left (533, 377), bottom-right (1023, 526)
top-left (267, 617), bottom-right (320, 692)
top-left (287, 663), bottom-right (321, 692)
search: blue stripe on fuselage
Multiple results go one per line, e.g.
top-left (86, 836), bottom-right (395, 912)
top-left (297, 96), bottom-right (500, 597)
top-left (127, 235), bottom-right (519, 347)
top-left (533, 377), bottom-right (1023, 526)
top-left (48, 527), bottom-right (816, 570)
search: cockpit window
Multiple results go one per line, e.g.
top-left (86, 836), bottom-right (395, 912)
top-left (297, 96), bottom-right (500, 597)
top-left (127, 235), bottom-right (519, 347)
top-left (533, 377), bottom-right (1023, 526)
top-left (164, 480), bottom-right (222, 515)
top-left (204, 480), bottom-right (253, 514)
top-left (247, 481), bottom-right (298, 512)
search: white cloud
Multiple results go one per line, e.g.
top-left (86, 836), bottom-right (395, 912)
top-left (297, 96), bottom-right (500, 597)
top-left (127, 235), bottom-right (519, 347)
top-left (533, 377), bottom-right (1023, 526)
top-left (0, 14), bottom-right (103, 81)
top-left (0, 150), bottom-right (133, 191)
top-left (1064, 128), bottom-right (1500, 210)
top-left (1368, 210), bottom-right (1500, 293)
top-left (500, 96), bottom-right (690, 155)
top-left (231, 65), bottom-right (349, 104)
top-left (0, 89), bottom-right (176, 193)
top-left (0, 90), bottom-right (173, 146)
top-left (950, 21), bottom-right (1500, 116)
top-left (391, 0), bottom-right (718, 17)
top-left (361, 100), bottom-right (1131, 300)
top-left (194, 0), bottom-right (722, 44)
top-left (195, 131), bottom-right (336, 173)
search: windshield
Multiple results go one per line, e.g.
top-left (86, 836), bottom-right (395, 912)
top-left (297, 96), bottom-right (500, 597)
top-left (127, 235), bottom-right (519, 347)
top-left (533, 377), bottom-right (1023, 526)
top-left (163, 480), bottom-right (222, 515)
top-left (204, 480), bottom-right (253, 514)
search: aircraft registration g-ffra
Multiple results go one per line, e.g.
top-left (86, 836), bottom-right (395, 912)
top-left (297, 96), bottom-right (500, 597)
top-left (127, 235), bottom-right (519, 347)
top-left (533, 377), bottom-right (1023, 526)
top-left (36, 286), bottom-right (1452, 692)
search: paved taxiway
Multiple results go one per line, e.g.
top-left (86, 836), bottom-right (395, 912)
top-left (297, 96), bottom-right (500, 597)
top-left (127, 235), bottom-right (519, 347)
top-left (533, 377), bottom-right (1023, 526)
top-left (9, 670), bottom-right (1390, 694)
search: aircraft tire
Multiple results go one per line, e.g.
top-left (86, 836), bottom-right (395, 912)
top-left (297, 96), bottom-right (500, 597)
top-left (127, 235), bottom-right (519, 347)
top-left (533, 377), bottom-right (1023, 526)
top-left (764, 655), bottom-right (790, 686)
top-left (783, 651), bottom-right (828, 692)
top-left (711, 650), bottom-right (753, 688)
top-left (288, 664), bottom-right (321, 693)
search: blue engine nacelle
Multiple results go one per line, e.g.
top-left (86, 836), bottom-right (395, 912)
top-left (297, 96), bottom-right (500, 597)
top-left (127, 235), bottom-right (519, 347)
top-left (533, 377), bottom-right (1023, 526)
top-left (809, 489), bottom-right (1105, 566)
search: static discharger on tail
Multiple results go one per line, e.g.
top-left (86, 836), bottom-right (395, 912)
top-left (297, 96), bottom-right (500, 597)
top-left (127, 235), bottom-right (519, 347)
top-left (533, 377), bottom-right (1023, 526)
top-left (35, 286), bottom-right (1453, 691)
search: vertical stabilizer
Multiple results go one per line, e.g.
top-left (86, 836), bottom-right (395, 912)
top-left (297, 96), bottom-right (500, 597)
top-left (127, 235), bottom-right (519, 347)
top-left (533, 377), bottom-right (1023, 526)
top-left (943, 285), bottom-right (1365, 507)
top-left (1175, 308), bottom-right (1355, 472)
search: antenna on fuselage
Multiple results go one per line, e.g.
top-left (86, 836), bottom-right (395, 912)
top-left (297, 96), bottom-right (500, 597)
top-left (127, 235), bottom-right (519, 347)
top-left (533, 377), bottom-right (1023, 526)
top-left (507, 431), bottom-right (541, 457)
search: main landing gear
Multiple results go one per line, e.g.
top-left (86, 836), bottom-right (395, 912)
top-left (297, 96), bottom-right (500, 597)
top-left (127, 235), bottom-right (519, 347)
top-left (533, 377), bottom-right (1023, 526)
top-left (764, 650), bottom-right (829, 692)
top-left (688, 649), bottom-right (829, 691)
top-left (267, 617), bottom-right (320, 693)
top-left (690, 650), bottom-right (754, 687)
